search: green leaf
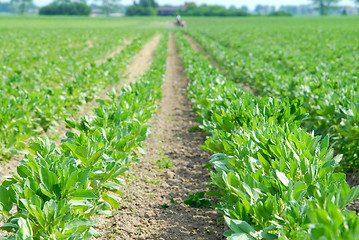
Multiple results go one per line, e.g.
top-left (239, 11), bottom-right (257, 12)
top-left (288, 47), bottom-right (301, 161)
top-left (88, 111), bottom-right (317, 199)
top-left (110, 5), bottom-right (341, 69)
top-left (292, 181), bottom-right (306, 201)
top-left (71, 189), bottom-right (98, 200)
top-left (16, 217), bottom-right (33, 240)
top-left (17, 164), bottom-right (32, 178)
top-left (137, 147), bottom-right (146, 155)
top-left (63, 218), bottom-right (96, 233)
top-left (184, 192), bottom-right (211, 208)
top-left (320, 136), bottom-right (329, 151)
top-left (261, 232), bottom-right (278, 240)
top-left (225, 216), bottom-right (256, 235)
top-left (39, 183), bottom-right (55, 198)
top-left (275, 170), bottom-right (289, 187)
top-left (344, 186), bottom-right (359, 206)
top-left (257, 153), bottom-right (270, 175)
top-left (89, 150), bottom-right (104, 164)
top-left (0, 186), bottom-right (13, 212)
top-left (293, 113), bottom-right (309, 121)
top-left (102, 192), bottom-right (120, 209)
top-left (39, 166), bottom-right (58, 192)
top-left (63, 142), bottom-right (88, 163)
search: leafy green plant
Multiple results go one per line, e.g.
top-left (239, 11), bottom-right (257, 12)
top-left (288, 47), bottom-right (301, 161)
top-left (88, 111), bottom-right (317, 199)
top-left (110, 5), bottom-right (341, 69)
top-left (0, 33), bottom-right (169, 239)
top-left (184, 22), bottom-right (359, 172)
top-left (175, 31), bottom-right (359, 239)
top-left (156, 152), bottom-right (173, 169)
top-left (184, 192), bottom-right (212, 208)
top-left (0, 29), bottom-right (155, 161)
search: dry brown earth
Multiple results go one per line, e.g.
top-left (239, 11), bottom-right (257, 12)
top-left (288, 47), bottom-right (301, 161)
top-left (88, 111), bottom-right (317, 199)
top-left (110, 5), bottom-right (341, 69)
top-left (94, 33), bottom-right (225, 239)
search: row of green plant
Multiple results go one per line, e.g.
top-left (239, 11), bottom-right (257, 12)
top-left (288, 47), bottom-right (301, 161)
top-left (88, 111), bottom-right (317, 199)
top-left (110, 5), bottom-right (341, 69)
top-left (0, 30), bottom-right (155, 161)
top-left (0, 33), bottom-right (168, 239)
top-left (175, 32), bottom-right (359, 239)
top-left (0, 29), bottom-right (137, 89)
top-left (184, 21), bottom-right (359, 171)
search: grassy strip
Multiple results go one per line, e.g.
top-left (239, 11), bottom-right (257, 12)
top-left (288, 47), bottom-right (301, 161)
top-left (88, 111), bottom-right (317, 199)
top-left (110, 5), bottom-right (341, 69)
top-left (175, 32), bottom-right (359, 239)
top-left (0, 33), bottom-right (168, 239)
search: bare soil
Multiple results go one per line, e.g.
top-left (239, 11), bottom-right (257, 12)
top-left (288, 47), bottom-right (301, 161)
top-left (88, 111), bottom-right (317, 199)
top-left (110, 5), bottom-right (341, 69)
top-left (124, 34), bottom-right (162, 85)
top-left (0, 158), bottom-right (19, 182)
top-left (346, 171), bottom-right (359, 215)
top-left (87, 40), bottom-right (94, 49)
top-left (93, 33), bottom-right (225, 239)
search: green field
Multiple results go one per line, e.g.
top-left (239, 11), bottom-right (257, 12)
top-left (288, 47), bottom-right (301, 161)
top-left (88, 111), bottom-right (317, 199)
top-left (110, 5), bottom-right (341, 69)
top-left (0, 16), bottom-right (358, 239)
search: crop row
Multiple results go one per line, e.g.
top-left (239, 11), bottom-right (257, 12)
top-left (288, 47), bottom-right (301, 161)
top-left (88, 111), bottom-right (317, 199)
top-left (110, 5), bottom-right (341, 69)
top-left (175, 32), bottom-right (359, 239)
top-left (185, 27), bottom-right (359, 172)
top-left (0, 31), bottom-right (155, 161)
top-left (0, 34), bottom-right (168, 239)
top-left (0, 29), bottom-right (141, 91)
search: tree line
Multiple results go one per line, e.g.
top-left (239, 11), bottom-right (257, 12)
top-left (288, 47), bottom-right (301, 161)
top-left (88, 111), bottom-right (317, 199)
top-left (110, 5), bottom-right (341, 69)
top-left (39, 0), bottom-right (91, 15)
top-left (125, 0), bottom-right (358, 17)
top-left (0, 0), bottom-right (120, 15)
top-left (38, 0), bottom-right (120, 16)
top-left (1, 0), bottom-right (358, 16)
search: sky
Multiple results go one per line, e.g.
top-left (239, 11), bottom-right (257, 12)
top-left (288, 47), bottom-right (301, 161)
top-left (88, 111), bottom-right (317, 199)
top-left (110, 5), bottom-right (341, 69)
top-left (33, 0), bottom-right (356, 9)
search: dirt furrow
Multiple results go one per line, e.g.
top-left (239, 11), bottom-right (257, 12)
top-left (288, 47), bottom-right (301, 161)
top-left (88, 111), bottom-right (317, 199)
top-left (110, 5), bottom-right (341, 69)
top-left (80, 34), bottom-right (162, 118)
top-left (123, 34), bottom-right (162, 85)
top-left (95, 33), bottom-right (224, 239)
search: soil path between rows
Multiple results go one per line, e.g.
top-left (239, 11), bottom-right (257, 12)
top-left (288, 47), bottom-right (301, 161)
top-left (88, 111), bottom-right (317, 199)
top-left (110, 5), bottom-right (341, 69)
top-left (0, 35), bottom-right (161, 183)
top-left (94, 33), bottom-right (225, 239)
top-left (124, 34), bottom-right (162, 86)
top-left (82, 34), bottom-right (162, 116)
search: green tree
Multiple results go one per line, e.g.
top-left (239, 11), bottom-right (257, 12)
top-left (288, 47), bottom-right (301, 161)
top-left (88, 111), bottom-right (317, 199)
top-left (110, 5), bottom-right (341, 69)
top-left (311, 0), bottom-right (341, 15)
top-left (176, 4), bottom-right (250, 17)
top-left (54, 0), bottom-right (87, 3)
top-left (97, 0), bottom-right (120, 16)
top-left (39, 2), bottom-right (91, 15)
top-left (10, 0), bottom-right (33, 14)
top-left (125, 0), bottom-right (158, 16)
top-left (268, 11), bottom-right (293, 17)
top-left (138, 0), bottom-right (157, 8)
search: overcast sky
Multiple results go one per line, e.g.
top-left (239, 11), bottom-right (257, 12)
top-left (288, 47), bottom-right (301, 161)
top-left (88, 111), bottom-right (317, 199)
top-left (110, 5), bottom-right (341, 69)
top-left (33, 0), bottom-right (356, 9)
